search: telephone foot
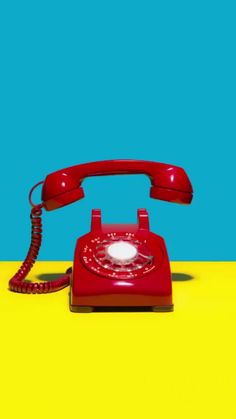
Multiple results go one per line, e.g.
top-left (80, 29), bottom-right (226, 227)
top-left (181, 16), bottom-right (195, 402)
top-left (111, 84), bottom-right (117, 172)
top-left (70, 305), bottom-right (94, 313)
top-left (152, 305), bottom-right (174, 312)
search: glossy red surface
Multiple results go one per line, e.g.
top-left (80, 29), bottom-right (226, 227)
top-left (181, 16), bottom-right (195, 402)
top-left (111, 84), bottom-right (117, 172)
top-left (9, 159), bottom-right (193, 311)
top-left (70, 209), bottom-right (173, 310)
top-left (41, 160), bottom-right (193, 210)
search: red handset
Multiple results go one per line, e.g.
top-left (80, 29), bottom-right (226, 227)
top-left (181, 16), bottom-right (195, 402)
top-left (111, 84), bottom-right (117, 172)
top-left (9, 160), bottom-right (193, 311)
top-left (41, 160), bottom-right (193, 210)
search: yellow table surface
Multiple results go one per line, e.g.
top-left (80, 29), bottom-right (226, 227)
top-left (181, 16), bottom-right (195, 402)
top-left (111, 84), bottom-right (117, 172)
top-left (0, 261), bottom-right (236, 419)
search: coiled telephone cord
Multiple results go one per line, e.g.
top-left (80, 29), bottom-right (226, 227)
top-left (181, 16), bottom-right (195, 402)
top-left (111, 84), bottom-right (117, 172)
top-left (9, 205), bottom-right (71, 294)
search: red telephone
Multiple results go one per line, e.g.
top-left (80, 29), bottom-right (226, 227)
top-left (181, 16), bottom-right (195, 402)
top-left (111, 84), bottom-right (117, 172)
top-left (9, 160), bottom-right (193, 312)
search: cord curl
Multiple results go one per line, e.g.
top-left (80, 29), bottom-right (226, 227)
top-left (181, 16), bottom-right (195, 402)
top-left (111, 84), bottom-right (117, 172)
top-left (9, 206), bottom-right (71, 294)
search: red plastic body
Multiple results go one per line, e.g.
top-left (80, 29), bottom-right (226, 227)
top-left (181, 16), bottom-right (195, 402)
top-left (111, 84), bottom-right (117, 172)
top-left (70, 209), bottom-right (173, 311)
top-left (41, 160), bottom-right (193, 211)
top-left (9, 159), bottom-right (193, 309)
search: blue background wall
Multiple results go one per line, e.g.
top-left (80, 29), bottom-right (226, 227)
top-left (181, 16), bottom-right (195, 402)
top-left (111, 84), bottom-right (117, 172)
top-left (0, 1), bottom-right (235, 260)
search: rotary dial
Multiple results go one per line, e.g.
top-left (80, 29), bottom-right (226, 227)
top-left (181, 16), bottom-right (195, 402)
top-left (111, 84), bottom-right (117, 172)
top-left (94, 237), bottom-right (153, 273)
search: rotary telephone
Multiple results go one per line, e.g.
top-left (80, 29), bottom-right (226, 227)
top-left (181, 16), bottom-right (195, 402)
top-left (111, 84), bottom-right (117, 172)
top-left (9, 160), bottom-right (193, 312)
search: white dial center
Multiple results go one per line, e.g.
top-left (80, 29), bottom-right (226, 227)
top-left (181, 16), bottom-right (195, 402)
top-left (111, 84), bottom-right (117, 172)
top-left (107, 241), bottom-right (137, 262)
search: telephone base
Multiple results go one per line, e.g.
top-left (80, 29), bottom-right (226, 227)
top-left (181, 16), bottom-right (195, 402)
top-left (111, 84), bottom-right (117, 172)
top-left (70, 209), bottom-right (173, 313)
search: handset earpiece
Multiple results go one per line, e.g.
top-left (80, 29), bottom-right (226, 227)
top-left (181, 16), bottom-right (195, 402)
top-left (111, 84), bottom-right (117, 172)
top-left (150, 185), bottom-right (193, 204)
top-left (42, 172), bottom-right (84, 211)
top-left (149, 165), bottom-right (193, 204)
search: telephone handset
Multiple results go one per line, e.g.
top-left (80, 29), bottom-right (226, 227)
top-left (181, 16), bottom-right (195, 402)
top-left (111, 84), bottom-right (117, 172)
top-left (9, 159), bottom-right (193, 312)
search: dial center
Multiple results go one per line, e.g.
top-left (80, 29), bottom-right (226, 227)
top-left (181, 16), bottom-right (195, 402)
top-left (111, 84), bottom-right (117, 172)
top-left (106, 241), bottom-right (137, 263)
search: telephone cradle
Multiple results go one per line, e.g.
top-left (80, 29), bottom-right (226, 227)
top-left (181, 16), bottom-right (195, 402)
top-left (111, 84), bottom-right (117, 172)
top-left (71, 209), bottom-right (173, 312)
top-left (8, 159), bottom-right (193, 312)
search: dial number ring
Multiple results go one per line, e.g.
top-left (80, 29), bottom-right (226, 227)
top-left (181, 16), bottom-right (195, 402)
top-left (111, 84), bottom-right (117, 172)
top-left (80, 234), bottom-right (157, 279)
